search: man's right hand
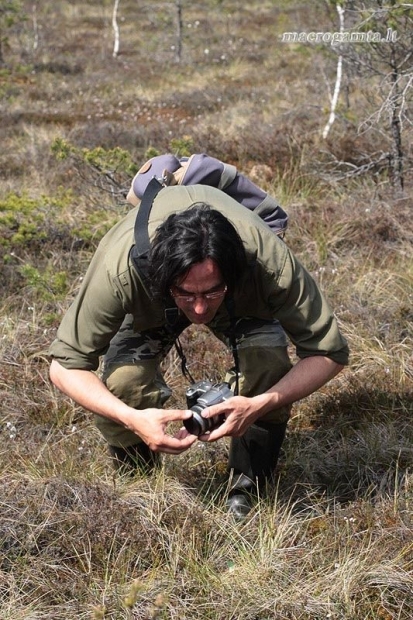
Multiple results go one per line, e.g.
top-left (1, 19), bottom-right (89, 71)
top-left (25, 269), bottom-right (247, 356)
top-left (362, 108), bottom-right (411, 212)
top-left (49, 360), bottom-right (197, 455)
top-left (123, 407), bottom-right (198, 454)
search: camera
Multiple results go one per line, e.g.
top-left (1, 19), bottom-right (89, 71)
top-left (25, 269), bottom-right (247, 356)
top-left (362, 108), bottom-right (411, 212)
top-left (184, 380), bottom-right (233, 436)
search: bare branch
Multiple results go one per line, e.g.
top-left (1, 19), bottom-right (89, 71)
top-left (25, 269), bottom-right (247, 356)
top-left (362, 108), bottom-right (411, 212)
top-left (317, 151), bottom-right (391, 182)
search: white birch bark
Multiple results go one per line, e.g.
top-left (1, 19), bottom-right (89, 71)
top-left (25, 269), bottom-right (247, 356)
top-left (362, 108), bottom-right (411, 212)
top-left (322, 4), bottom-right (345, 139)
top-left (112, 0), bottom-right (120, 58)
top-left (32, 4), bottom-right (39, 51)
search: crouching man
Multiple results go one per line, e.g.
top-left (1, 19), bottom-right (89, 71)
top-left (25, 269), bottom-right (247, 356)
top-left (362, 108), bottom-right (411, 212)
top-left (49, 182), bottom-right (348, 519)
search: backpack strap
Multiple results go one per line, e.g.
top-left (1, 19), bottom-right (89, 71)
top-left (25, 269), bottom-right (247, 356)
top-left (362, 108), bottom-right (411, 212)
top-left (130, 177), bottom-right (164, 281)
top-left (130, 177), bottom-right (184, 334)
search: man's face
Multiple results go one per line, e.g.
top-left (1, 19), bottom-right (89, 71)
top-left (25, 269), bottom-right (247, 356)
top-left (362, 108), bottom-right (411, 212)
top-left (170, 258), bottom-right (227, 324)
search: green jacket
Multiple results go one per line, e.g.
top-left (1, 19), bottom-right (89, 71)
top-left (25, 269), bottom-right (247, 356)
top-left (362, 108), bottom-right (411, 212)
top-left (49, 185), bottom-right (349, 370)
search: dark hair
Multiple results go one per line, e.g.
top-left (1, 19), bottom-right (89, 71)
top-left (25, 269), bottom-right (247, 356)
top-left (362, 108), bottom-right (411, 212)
top-left (148, 203), bottom-right (248, 298)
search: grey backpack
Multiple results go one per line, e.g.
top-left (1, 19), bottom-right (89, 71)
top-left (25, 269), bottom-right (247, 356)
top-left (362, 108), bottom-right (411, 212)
top-left (127, 152), bottom-right (288, 236)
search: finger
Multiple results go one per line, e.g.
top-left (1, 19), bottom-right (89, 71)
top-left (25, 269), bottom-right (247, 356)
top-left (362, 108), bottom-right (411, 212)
top-left (198, 424), bottom-right (228, 443)
top-left (174, 427), bottom-right (196, 441)
top-left (201, 399), bottom-right (234, 418)
top-left (163, 409), bottom-right (193, 422)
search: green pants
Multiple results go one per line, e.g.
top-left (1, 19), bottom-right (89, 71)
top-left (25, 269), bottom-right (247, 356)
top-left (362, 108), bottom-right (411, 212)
top-left (95, 314), bottom-right (292, 448)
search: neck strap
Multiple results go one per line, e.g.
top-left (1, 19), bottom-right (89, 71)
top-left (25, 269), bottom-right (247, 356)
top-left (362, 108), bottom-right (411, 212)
top-left (164, 296), bottom-right (240, 396)
top-left (224, 296), bottom-right (240, 396)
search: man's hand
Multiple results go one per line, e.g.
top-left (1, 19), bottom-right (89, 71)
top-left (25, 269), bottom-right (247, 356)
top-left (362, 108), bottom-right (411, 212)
top-left (49, 360), bottom-right (197, 455)
top-left (197, 356), bottom-right (345, 443)
top-left (123, 407), bottom-right (198, 454)
top-left (196, 395), bottom-right (260, 442)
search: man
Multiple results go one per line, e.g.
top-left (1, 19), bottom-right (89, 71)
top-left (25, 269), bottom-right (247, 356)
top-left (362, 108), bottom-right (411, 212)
top-left (49, 181), bottom-right (349, 519)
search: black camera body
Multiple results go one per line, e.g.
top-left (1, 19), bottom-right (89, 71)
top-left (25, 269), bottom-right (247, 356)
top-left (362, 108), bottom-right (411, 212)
top-left (184, 380), bottom-right (233, 436)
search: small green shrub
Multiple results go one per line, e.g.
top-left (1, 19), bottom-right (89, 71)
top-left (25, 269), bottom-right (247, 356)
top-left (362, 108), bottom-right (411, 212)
top-left (169, 135), bottom-right (195, 157)
top-left (0, 186), bottom-right (122, 252)
top-left (18, 263), bottom-right (69, 302)
top-left (0, 188), bottom-right (124, 302)
top-left (52, 139), bottom-right (139, 179)
top-left (51, 138), bottom-right (139, 204)
top-left (0, 189), bottom-right (73, 250)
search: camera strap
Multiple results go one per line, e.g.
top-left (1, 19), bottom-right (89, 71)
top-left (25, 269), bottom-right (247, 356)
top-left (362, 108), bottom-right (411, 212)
top-left (225, 296), bottom-right (240, 396)
top-left (165, 299), bottom-right (240, 396)
top-left (174, 337), bottom-right (197, 385)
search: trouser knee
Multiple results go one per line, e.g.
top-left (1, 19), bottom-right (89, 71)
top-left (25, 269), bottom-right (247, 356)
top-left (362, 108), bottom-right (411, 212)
top-left (104, 359), bottom-right (171, 409)
top-left (95, 359), bottom-right (171, 448)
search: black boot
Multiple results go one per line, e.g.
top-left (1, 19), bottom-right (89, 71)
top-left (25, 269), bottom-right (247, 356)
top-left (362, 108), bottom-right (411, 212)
top-left (226, 421), bottom-right (287, 519)
top-left (108, 443), bottom-right (161, 477)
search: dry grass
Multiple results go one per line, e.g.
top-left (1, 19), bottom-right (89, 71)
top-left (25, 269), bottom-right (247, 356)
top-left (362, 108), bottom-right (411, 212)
top-left (1, 1), bottom-right (413, 618)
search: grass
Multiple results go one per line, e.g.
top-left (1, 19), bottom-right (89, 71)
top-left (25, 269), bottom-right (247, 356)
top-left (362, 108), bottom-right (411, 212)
top-left (1, 0), bottom-right (413, 618)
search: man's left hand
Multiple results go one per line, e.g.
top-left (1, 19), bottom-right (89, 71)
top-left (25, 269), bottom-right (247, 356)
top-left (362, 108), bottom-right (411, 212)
top-left (197, 396), bottom-right (260, 442)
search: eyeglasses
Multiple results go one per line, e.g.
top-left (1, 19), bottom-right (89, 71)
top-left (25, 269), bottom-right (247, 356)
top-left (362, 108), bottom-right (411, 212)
top-left (170, 285), bottom-right (227, 304)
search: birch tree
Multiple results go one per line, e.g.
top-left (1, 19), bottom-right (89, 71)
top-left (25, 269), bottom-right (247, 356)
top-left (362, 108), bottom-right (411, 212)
top-left (323, 3), bottom-right (345, 139)
top-left (111, 0), bottom-right (185, 62)
top-left (112, 0), bottom-right (120, 58)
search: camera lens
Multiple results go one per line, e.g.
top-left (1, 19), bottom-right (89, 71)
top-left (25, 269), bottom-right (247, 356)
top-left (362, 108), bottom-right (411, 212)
top-left (183, 407), bottom-right (211, 436)
top-left (183, 382), bottom-right (231, 436)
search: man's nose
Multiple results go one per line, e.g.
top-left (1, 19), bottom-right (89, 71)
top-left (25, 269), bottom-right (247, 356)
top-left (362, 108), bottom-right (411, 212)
top-left (192, 296), bottom-right (209, 313)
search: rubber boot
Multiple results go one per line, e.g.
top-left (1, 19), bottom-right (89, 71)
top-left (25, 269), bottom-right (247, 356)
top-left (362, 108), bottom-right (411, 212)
top-left (108, 443), bottom-right (161, 477)
top-left (226, 421), bottom-right (287, 520)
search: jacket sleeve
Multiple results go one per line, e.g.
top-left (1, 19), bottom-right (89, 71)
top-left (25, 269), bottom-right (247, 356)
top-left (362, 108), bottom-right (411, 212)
top-left (267, 248), bottom-right (349, 365)
top-left (49, 243), bottom-right (128, 371)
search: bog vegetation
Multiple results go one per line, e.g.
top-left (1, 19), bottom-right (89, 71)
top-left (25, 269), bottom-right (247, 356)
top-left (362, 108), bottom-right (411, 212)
top-left (1, 1), bottom-right (413, 618)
